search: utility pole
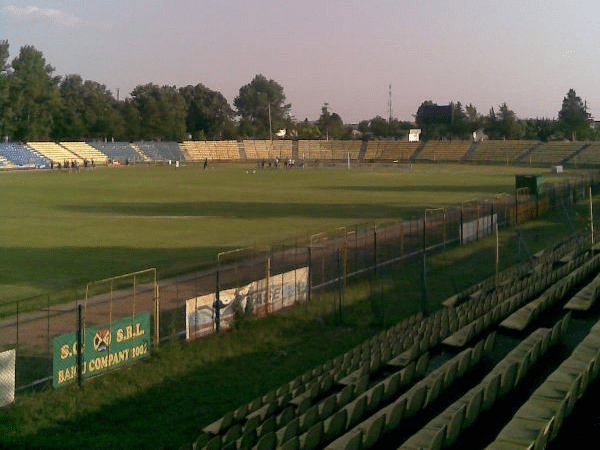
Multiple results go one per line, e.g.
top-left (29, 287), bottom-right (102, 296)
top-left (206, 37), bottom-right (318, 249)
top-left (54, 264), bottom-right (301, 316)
top-left (268, 102), bottom-right (272, 142)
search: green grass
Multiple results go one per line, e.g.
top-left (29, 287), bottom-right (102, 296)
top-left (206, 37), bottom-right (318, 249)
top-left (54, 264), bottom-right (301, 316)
top-left (0, 162), bottom-right (584, 303)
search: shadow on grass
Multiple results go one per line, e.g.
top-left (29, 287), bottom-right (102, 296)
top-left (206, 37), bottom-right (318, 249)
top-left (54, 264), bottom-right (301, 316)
top-left (60, 201), bottom-right (427, 221)
top-left (0, 246), bottom-right (226, 298)
top-left (334, 184), bottom-right (513, 194)
top-left (2, 297), bottom-right (390, 449)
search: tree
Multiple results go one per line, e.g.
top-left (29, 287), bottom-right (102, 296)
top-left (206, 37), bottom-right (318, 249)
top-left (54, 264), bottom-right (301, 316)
top-left (558, 89), bottom-right (592, 141)
top-left (523, 118), bottom-right (559, 141)
top-left (317, 103), bottom-right (344, 139)
top-left (0, 40), bottom-right (10, 139)
top-left (234, 74), bottom-right (291, 138)
top-left (130, 83), bottom-right (187, 141)
top-left (368, 116), bottom-right (390, 138)
top-left (296, 118), bottom-right (321, 139)
top-left (8, 45), bottom-right (61, 141)
top-left (497, 103), bottom-right (523, 139)
top-left (55, 74), bottom-right (123, 140)
top-left (179, 84), bottom-right (235, 139)
top-left (450, 101), bottom-right (470, 138)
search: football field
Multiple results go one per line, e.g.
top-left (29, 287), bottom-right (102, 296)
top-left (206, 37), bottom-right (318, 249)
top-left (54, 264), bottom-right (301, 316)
top-left (0, 162), bottom-right (583, 303)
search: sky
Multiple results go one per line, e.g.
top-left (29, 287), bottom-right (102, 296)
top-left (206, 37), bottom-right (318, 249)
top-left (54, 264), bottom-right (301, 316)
top-left (2, 0), bottom-right (600, 124)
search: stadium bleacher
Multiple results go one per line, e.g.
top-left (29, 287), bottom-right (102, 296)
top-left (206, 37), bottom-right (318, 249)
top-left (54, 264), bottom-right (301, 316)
top-left (88, 142), bottom-right (140, 163)
top-left (183, 234), bottom-right (600, 450)
top-left (26, 142), bottom-right (83, 164)
top-left (416, 140), bottom-right (471, 162)
top-left (134, 142), bottom-right (184, 161)
top-left (468, 140), bottom-right (538, 164)
top-left (60, 142), bottom-right (108, 164)
top-left (0, 143), bottom-right (49, 167)
top-left (363, 141), bottom-right (420, 161)
top-left (523, 141), bottom-right (585, 166)
top-left (565, 142), bottom-right (600, 166)
top-left (4, 138), bottom-right (600, 170)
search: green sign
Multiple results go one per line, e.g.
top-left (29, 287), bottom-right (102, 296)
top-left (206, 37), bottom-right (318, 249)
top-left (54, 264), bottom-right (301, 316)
top-left (53, 312), bottom-right (151, 388)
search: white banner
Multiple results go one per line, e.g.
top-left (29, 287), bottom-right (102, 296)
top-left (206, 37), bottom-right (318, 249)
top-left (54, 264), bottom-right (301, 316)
top-left (186, 267), bottom-right (308, 340)
top-left (0, 349), bottom-right (15, 408)
top-left (461, 213), bottom-right (497, 244)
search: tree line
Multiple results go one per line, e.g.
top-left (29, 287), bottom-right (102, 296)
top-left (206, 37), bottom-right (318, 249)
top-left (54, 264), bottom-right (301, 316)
top-left (0, 41), bottom-right (595, 142)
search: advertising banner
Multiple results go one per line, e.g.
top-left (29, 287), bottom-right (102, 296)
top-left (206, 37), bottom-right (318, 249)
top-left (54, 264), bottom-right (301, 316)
top-left (461, 213), bottom-right (497, 244)
top-left (186, 267), bottom-right (308, 340)
top-left (0, 349), bottom-right (15, 408)
top-left (53, 311), bottom-right (151, 388)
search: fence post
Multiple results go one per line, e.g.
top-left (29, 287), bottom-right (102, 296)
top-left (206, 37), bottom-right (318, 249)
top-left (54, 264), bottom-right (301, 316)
top-left (214, 270), bottom-right (221, 334)
top-left (420, 253), bottom-right (429, 317)
top-left (337, 249), bottom-right (344, 323)
top-left (47, 295), bottom-right (51, 380)
top-left (373, 225), bottom-right (377, 278)
top-left (77, 304), bottom-right (83, 388)
top-left (266, 253), bottom-right (271, 314)
top-left (16, 301), bottom-right (19, 349)
top-left (307, 246), bottom-right (312, 304)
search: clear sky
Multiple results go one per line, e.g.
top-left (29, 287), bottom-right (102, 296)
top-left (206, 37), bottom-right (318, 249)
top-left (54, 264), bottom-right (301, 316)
top-left (2, 0), bottom-right (600, 124)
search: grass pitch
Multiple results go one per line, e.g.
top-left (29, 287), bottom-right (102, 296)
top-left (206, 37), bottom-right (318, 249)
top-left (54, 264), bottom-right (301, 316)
top-left (0, 162), bottom-right (584, 303)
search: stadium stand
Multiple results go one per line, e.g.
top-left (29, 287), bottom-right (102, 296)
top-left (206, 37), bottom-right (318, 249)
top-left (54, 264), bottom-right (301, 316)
top-left (416, 141), bottom-right (471, 162)
top-left (363, 141), bottom-right (420, 161)
top-left (27, 142), bottom-right (83, 164)
top-left (0, 155), bottom-right (12, 168)
top-left (213, 141), bottom-right (242, 160)
top-left (273, 140), bottom-right (293, 159)
top-left (88, 142), bottom-right (139, 162)
top-left (500, 253), bottom-right (600, 331)
top-left (0, 143), bottom-right (49, 167)
top-left (181, 141), bottom-right (214, 161)
top-left (133, 142), bottom-right (183, 161)
top-left (297, 140), bottom-right (361, 161)
top-left (468, 140), bottom-right (538, 164)
top-left (60, 142), bottom-right (108, 164)
top-left (184, 235), bottom-right (595, 450)
top-left (564, 142), bottom-right (600, 166)
top-left (487, 315), bottom-right (600, 449)
top-left (239, 140), bottom-right (293, 160)
top-left (129, 143), bottom-right (152, 161)
top-left (523, 141), bottom-right (585, 166)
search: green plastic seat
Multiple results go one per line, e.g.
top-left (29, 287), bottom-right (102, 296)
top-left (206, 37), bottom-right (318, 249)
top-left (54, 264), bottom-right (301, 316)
top-left (405, 383), bottom-right (427, 418)
top-left (366, 383), bottom-right (384, 414)
top-left (383, 371), bottom-right (401, 401)
top-left (424, 373), bottom-right (443, 408)
top-left (236, 429), bottom-right (257, 450)
top-left (482, 372), bottom-right (501, 412)
top-left (276, 417), bottom-right (300, 446)
top-left (344, 395), bottom-right (367, 428)
top-left (202, 410), bottom-right (234, 435)
top-left (299, 405), bottom-right (319, 433)
top-left (399, 424), bottom-right (445, 450)
top-left (383, 397), bottom-right (407, 433)
top-left (299, 421), bottom-right (323, 450)
top-left (361, 414), bottom-right (386, 449)
top-left (255, 431), bottom-right (277, 450)
top-left (463, 387), bottom-right (483, 429)
top-left (323, 409), bottom-right (348, 444)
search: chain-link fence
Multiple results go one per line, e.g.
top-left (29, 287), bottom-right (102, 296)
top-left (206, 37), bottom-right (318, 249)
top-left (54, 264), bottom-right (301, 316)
top-left (1, 174), bottom-right (599, 395)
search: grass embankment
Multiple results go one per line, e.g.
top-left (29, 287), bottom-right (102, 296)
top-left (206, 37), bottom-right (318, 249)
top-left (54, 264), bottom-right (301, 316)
top-left (0, 201), bottom-right (592, 449)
